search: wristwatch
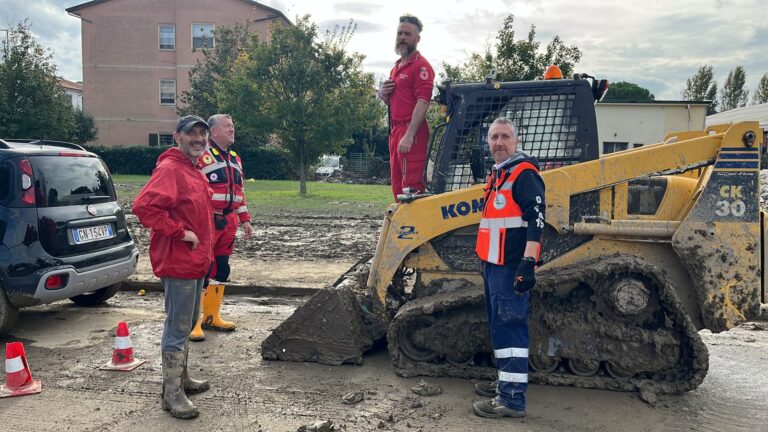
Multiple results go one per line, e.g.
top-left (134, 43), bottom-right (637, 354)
top-left (521, 256), bottom-right (536, 262)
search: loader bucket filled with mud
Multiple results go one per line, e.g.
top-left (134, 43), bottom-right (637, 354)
top-left (261, 258), bottom-right (392, 365)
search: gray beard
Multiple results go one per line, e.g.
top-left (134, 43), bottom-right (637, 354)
top-left (396, 45), bottom-right (414, 58)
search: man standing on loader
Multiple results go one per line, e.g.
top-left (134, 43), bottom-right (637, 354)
top-left (132, 115), bottom-right (213, 419)
top-left (473, 117), bottom-right (545, 418)
top-left (377, 14), bottom-right (434, 200)
top-left (190, 114), bottom-right (254, 341)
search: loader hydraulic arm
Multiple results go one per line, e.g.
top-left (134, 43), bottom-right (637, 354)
top-left (542, 126), bottom-right (737, 234)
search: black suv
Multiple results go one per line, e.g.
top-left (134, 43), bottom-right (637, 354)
top-left (0, 139), bottom-right (138, 333)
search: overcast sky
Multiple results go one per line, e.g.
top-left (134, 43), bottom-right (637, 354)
top-left (2, 0), bottom-right (766, 101)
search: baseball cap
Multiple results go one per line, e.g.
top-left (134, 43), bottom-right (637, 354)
top-left (176, 115), bottom-right (210, 133)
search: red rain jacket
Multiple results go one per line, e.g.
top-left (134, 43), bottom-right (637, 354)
top-left (132, 147), bottom-right (214, 279)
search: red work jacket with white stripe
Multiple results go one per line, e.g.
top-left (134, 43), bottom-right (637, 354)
top-left (198, 140), bottom-right (251, 224)
top-left (476, 156), bottom-right (545, 266)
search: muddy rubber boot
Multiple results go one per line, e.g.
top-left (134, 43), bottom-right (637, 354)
top-left (161, 351), bottom-right (199, 419)
top-left (202, 283), bottom-right (236, 332)
top-left (189, 297), bottom-right (205, 342)
top-left (182, 345), bottom-right (209, 394)
top-left (474, 380), bottom-right (498, 397)
top-left (472, 397), bottom-right (525, 418)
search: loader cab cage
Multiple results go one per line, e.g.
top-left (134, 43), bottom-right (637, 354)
top-left (428, 78), bottom-right (601, 194)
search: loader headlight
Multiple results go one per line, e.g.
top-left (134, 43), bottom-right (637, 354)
top-left (743, 131), bottom-right (756, 148)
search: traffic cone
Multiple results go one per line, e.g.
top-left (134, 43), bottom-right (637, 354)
top-left (100, 321), bottom-right (146, 371)
top-left (1, 342), bottom-right (42, 398)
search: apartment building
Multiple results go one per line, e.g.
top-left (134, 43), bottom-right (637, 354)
top-left (58, 78), bottom-right (84, 110)
top-left (66, 0), bottom-right (289, 146)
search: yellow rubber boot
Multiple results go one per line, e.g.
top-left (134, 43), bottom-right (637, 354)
top-left (202, 283), bottom-right (236, 332)
top-left (189, 296), bottom-right (205, 341)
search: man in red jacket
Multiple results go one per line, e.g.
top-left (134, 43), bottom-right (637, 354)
top-left (189, 114), bottom-right (253, 341)
top-left (132, 115), bottom-right (214, 420)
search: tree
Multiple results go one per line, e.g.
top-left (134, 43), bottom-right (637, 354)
top-left (218, 16), bottom-right (378, 195)
top-left (178, 24), bottom-right (269, 147)
top-left (179, 24), bottom-right (250, 119)
top-left (442, 15), bottom-right (581, 82)
top-left (683, 65), bottom-right (718, 114)
top-left (349, 96), bottom-right (388, 158)
top-left (0, 22), bottom-right (79, 140)
top-left (71, 108), bottom-right (98, 144)
top-left (603, 81), bottom-right (655, 102)
top-left (720, 65), bottom-right (749, 111)
top-left (753, 73), bottom-right (768, 105)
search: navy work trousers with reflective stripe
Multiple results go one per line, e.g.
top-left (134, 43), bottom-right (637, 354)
top-left (483, 261), bottom-right (529, 411)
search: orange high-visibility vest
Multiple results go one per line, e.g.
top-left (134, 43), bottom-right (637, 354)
top-left (475, 162), bottom-right (538, 265)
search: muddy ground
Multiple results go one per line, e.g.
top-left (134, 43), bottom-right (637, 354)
top-left (2, 292), bottom-right (767, 432)
top-left (124, 208), bottom-right (382, 289)
top-left (2, 207), bottom-right (768, 431)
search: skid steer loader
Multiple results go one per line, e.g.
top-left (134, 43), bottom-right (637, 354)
top-left (262, 72), bottom-right (766, 395)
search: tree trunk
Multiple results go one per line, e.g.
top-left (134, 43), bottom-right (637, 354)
top-left (299, 141), bottom-right (307, 196)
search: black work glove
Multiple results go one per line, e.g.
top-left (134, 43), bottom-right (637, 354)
top-left (514, 257), bottom-right (536, 293)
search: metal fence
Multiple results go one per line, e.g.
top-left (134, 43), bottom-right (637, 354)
top-left (347, 153), bottom-right (369, 176)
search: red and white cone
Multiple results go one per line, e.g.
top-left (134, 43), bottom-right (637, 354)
top-left (100, 321), bottom-right (145, 371)
top-left (1, 341), bottom-right (42, 398)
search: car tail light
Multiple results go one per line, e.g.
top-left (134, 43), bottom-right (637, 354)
top-left (19, 159), bottom-right (35, 206)
top-left (44, 274), bottom-right (68, 290)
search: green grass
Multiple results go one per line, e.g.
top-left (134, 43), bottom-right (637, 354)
top-left (112, 175), bottom-right (394, 217)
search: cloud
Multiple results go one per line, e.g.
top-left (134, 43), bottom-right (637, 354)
top-left (3, 0), bottom-right (83, 80)
top-left (4, 0), bottom-right (766, 101)
top-left (318, 18), bottom-right (383, 34)
top-left (334, 2), bottom-right (383, 14)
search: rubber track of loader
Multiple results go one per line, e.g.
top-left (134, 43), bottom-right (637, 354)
top-left (387, 256), bottom-right (709, 395)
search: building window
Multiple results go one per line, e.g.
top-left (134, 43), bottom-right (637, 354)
top-left (192, 24), bottom-right (215, 49)
top-left (603, 141), bottom-right (628, 154)
top-left (149, 133), bottom-right (175, 146)
top-left (633, 143), bottom-right (644, 148)
top-left (159, 24), bottom-right (175, 50)
top-left (159, 134), bottom-right (174, 146)
top-left (160, 80), bottom-right (176, 105)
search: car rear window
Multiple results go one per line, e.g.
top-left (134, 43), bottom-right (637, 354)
top-left (30, 156), bottom-right (116, 207)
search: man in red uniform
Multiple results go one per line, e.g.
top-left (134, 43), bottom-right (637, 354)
top-left (378, 14), bottom-right (434, 200)
top-left (132, 115), bottom-right (213, 419)
top-left (190, 114), bottom-right (253, 341)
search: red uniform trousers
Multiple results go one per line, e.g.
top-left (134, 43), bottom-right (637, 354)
top-left (209, 212), bottom-right (238, 281)
top-left (389, 120), bottom-right (429, 199)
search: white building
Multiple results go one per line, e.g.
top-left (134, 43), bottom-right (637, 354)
top-left (707, 103), bottom-right (768, 152)
top-left (595, 101), bottom-right (710, 155)
top-left (58, 78), bottom-right (84, 110)
top-left (706, 103), bottom-right (768, 130)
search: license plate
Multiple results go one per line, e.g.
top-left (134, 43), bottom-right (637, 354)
top-left (72, 224), bottom-right (114, 244)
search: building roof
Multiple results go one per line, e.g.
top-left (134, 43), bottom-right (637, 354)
top-left (706, 103), bottom-right (768, 129)
top-left (66, 0), bottom-right (290, 24)
top-left (598, 100), bottom-right (711, 106)
top-left (58, 78), bottom-right (83, 92)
